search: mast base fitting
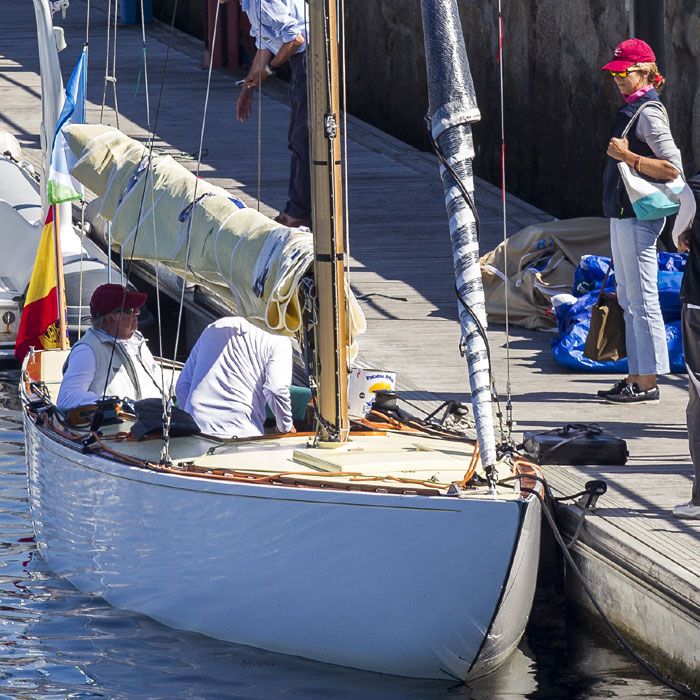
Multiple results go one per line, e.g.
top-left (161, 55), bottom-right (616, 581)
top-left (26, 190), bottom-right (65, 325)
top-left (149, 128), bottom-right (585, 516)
top-left (485, 464), bottom-right (499, 495)
top-left (312, 440), bottom-right (349, 450)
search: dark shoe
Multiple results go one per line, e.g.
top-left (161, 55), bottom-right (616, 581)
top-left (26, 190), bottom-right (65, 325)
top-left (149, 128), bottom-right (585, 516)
top-left (605, 383), bottom-right (659, 404)
top-left (274, 212), bottom-right (311, 228)
top-left (597, 379), bottom-right (629, 398)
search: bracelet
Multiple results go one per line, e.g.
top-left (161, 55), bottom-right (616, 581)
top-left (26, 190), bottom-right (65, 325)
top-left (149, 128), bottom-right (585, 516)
top-left (633, 155), bottom-right (642, 173)
top-left (264, 64), bottom-right (276, 77)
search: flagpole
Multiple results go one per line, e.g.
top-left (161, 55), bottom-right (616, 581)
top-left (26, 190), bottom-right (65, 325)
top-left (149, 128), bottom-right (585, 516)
top-left (52, 204), bottom-right (69, 350)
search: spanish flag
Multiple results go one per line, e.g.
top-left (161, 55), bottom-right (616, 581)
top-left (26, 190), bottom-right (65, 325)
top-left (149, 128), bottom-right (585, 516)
top-left (14, 208), bottom-right (63, 361)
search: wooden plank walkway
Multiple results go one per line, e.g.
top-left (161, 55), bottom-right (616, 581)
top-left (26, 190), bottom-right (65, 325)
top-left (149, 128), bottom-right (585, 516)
top-left (1, 1), bottom-right (697, 689)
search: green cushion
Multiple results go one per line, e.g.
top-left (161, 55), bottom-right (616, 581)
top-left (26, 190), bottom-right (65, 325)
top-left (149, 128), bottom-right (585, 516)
top-left (265, 385), bottom-right (312, 422)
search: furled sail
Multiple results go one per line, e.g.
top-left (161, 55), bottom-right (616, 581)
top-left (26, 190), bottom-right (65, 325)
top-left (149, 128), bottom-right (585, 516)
top-left (63, 124), bottom-right (365, 356)
top-left (420, 0), bottom-right (497, 474)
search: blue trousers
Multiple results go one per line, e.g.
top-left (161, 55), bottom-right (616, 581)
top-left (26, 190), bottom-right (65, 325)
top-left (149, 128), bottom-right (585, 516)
top-left (285, 53), bottom-right (310, 219)
top-left (609, 217), bottom-right (669, 376)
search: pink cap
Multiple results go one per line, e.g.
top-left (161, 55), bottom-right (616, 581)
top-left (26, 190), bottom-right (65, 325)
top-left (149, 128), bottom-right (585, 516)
top-left (601, 38), bottom-right (656, 72)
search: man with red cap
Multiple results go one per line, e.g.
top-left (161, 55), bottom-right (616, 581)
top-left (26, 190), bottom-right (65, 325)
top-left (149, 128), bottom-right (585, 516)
top-left (57, 283), bottom-right (164, 411)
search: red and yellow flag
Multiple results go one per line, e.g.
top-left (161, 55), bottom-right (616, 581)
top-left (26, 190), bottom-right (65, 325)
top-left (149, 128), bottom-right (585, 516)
top-left (14, 208), bottom-right (63, 361)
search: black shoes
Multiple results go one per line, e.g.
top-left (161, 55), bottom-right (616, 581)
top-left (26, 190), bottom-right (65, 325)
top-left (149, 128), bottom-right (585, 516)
top-left (597, 379), bottom-right (629, 398)
top-left (605, 382), bottom-right (660, 404)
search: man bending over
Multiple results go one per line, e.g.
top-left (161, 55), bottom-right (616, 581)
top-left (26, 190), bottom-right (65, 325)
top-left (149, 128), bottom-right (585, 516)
top-left (176, 316), bottom-right (295, 438)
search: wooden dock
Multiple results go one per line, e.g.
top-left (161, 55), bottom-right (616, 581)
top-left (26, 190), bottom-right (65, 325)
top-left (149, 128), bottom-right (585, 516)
top-left (2, 2), bottom-right (698, 691)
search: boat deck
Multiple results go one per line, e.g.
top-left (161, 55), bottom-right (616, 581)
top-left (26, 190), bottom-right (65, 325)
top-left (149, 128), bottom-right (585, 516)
top-left (1, 1), bottom-right (697, 689)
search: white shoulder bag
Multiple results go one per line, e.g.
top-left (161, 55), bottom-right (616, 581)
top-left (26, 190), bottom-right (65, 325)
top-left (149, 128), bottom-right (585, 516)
top-left (617, 100), bottom-right (685, 220)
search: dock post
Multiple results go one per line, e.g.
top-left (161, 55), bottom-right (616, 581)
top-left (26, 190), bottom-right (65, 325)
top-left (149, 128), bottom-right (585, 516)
top-left (119, 0), bottom-right (152, 26)
top-left (204, 0), bottom-right (242, 70)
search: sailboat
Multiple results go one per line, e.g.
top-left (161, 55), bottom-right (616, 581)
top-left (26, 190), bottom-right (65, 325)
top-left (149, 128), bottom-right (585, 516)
top-left (20, 0), bottom-right (543, 681)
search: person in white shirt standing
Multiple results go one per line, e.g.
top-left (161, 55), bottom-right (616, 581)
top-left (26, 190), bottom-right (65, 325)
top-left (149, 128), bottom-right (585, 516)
top-left (176, 316), bottom-right (295, 438)
top-left (236, 0), bottom-right (310, 228)
top-left (57, 283), bottom-right (164, 412)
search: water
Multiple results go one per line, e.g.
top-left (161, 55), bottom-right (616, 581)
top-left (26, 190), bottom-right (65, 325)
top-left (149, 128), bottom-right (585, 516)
top-left (0, 369), bottom-right (676, 699)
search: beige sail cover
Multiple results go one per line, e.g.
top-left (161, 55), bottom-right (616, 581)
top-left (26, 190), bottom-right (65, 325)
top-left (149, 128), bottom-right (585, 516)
top-left (480, 217), bottom-right (612, 330)
top-left (63, 124), bottom-right (365, 357)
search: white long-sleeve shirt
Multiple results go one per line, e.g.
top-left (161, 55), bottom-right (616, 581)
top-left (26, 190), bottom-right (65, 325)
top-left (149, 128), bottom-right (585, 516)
top-left (176, 317), bottom-right (293, 438)
top-left (240, 0), bottom-right (308, 55)
top-left (57, 334), bottom-right (163, 411)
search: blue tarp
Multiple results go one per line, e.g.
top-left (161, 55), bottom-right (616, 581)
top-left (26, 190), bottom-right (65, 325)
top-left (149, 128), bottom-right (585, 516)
top-left (552, 253), bottom-right (687, 373)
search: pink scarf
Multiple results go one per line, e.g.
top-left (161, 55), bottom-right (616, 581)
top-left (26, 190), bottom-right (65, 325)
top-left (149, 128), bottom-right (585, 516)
top-left (625, 84), bottom-right (654, 104)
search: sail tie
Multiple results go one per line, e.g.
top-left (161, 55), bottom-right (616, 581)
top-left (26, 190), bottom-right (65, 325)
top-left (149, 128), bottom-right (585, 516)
top-left (118, 153), bottom-right (150, 206)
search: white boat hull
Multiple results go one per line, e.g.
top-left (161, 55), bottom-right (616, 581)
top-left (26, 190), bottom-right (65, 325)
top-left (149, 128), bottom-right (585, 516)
top-left (24, 414), bottom-right (540, 680)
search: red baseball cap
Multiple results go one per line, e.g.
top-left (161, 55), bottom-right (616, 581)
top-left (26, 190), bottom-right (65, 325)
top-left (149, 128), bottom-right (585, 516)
top-left (90, 283), bottom-right (147, 317)
top-left (601, 38), bottom-right (656, 72)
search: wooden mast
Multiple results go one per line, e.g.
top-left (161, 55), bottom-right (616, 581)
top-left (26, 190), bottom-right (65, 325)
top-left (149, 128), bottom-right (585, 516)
top-left (308, 0), bottom-right (349, 443)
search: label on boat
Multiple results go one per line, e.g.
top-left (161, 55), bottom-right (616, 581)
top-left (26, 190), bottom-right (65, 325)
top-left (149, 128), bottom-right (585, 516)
top-left (347, 368), bottom-right (396, 418)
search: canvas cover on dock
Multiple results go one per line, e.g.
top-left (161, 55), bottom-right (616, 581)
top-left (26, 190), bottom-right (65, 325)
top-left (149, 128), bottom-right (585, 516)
top-left (63, 124), bottom-right (366, 357)
top-left (480, 217), bottom-right (612, 329)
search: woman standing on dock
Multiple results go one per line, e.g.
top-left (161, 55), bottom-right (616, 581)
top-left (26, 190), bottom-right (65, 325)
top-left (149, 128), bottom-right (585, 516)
top-left (598, 39), bottom-right (683, 404)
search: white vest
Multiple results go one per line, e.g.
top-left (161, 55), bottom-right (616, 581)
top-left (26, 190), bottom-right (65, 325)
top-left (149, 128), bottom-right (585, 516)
top-left (71, 327), bottom-right (163, 400)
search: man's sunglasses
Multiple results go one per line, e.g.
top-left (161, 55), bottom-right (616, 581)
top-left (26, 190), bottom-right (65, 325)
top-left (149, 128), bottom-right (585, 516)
top-left (114, 307), bottom-right (139, 315)
top-left (608, 68), bottom-right (640, 78)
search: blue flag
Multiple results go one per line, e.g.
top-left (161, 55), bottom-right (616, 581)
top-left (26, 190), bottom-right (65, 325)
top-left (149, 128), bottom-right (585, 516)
top-left (48, 46), bottom-right (86, 204)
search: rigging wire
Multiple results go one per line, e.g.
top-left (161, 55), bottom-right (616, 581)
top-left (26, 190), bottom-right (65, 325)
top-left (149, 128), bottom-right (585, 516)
top-left (97, 0), bottom-right (182, 415)
top-left (339, 0), bottom-right (352, 350)
top-left (160, 0), bottom-right (223, 461)
top-left (256, 0), bottom-right (263, 211)
top-left (77, 201), bottom-right (86, 338)
top-left (76, 0), bottom-right (92, 342)
top-left (137, 0), bottom-right (152, 133)
top-left (497, 0), bottom-right (513, 439)
top-left (137, 0), bottom-right (168, 406)
top-left (99, 0), bottom-right (120, 128)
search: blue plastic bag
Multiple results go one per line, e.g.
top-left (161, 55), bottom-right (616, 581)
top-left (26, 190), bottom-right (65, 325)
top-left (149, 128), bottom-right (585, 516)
top-left (552, 254), bottom-right (686, 373)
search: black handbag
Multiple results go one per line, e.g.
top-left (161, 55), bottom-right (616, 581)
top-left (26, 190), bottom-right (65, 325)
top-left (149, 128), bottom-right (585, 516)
top-left (522, 423), bottom-right (628, 465)
top-left (583, 264), bottom-right (627, 362)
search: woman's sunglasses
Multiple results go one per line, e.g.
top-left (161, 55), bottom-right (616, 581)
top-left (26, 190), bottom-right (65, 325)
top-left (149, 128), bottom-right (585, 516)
top-left (608, 68), bottom-right (640, 78)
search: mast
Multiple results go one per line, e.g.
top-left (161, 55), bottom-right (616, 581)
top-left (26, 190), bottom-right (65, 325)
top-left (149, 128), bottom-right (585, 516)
top-left (308, 0), bottom-right (349, 443)
top-left (420, 0), bottom-right (498, 482)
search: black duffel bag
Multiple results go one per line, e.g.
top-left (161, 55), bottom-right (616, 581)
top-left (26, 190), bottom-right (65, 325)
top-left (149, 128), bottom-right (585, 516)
top-left (521, 423), bottom-right (628, 466)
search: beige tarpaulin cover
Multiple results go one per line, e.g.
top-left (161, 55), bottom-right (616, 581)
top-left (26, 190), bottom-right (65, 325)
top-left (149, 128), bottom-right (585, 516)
top-left (63, 124), bottom-right (365, 358)
top-left (480, 217), bottom-right (612, 330)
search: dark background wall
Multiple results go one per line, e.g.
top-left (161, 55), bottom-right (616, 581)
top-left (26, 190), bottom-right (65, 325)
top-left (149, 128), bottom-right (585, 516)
top-left (154, 0), bottom-right (205, 40)
top-left (343, 0), bottom-right (699, 219)
top-left (154, 0), bottom-right (700, 220)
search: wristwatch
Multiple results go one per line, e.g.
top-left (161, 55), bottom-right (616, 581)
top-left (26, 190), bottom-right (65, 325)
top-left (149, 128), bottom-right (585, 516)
top-left (264, 64), bottom-right (277, 77)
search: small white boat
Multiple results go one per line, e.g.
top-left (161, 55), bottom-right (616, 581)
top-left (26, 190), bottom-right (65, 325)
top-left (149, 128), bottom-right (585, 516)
top-left (0, 0), bottom-right (130, 359)
top-left (0, 137), bottom-right (117, 358)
